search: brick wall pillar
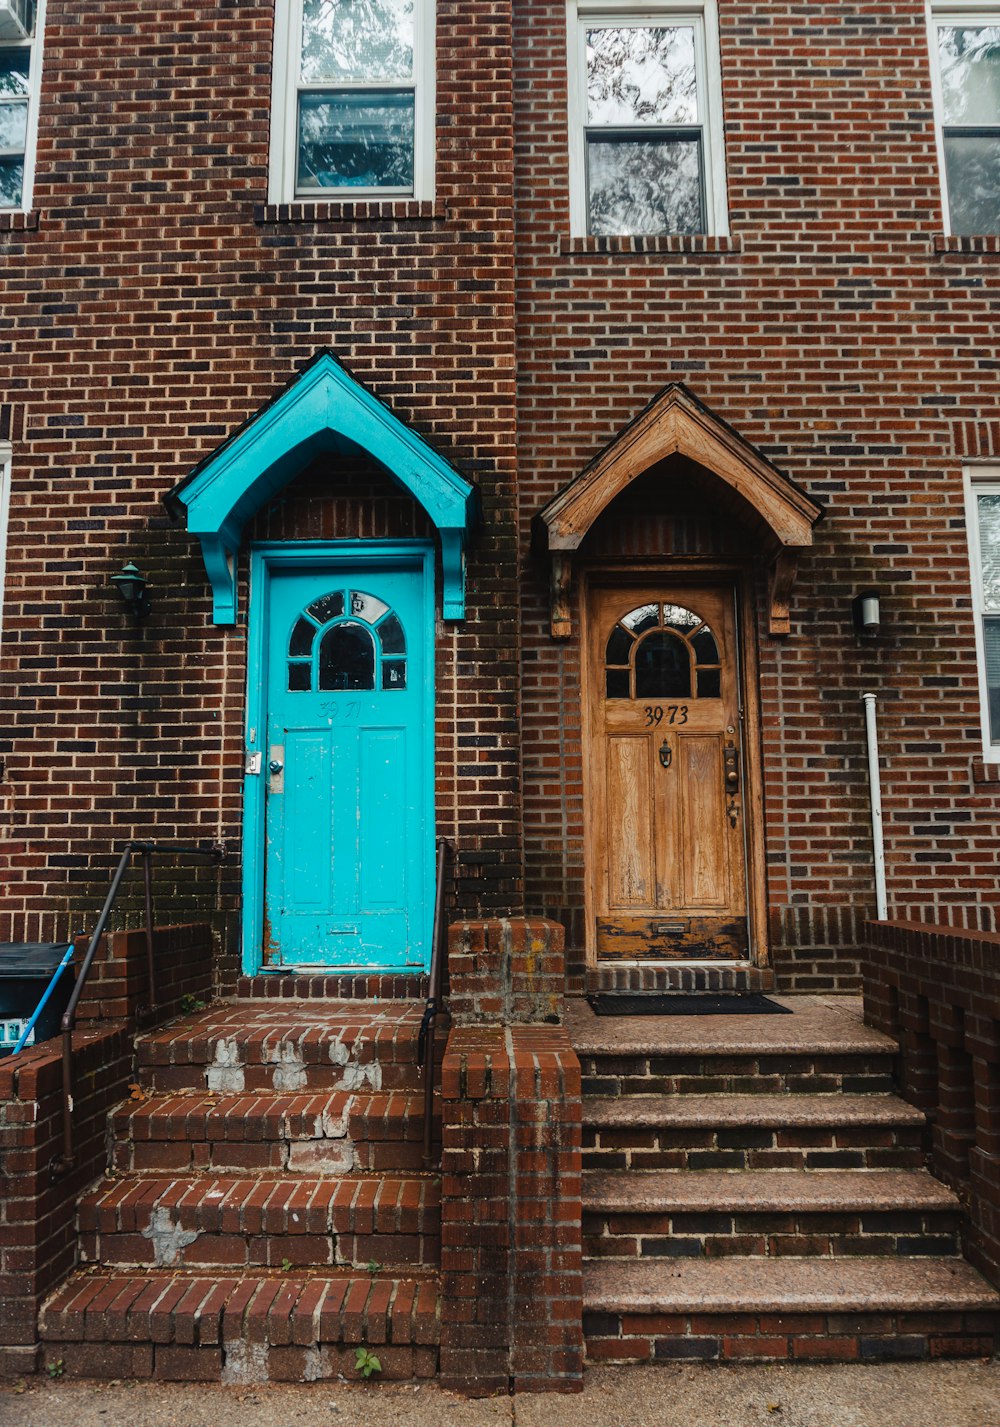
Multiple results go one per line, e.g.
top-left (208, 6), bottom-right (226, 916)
top-left (439, 919), bottom-right (583, 1395)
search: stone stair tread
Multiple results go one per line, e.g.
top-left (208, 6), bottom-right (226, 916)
top-left (584, 1256), bottom-right (1000, 1316)
top-left (116, 1088), bottom-right (422, 1138)
top-left (40, 1269), bottom-right (441, 1346)
top-left (584, 1093), bottom-right (926, 1129)
top-left (582, 1168), bottom-right (959, 1214)
top-left (567, 994), bottom-right (898, 1057)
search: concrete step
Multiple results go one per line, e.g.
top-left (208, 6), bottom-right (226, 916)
top-left (113, 1090), bottom-right (432, 1175)
top-left (582, 1169), bottom-right (962, 1260)
top-left (582, 1093), bottom-right (927, 1170)
top-left (77, 1174), bottom-right (440, 1270)
top-left (583, 1256), bottom-right (1000, 1363)
top-left (568, 995), bottom-right (898, 1097)
top-left (137, 1001), bottom-right (427, 1093)
top-left (39, 1269), bottom-right (440, 1382)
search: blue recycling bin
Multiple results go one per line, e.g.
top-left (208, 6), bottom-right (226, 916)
top-left (0, 943), bottom-right (76, 1055)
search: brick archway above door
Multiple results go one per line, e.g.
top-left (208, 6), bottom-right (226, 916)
top-left (533, 384), bottom-right (824, 637)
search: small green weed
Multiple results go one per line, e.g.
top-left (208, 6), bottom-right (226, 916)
top-left (354, 1346), bottom-right (382, 1379)
top-left (366, 1259), bottom-right (383, 1276)
top-left (281, 1257), bottom-right (293, 1272)
top-left (46, 1360), bottom-right (64, 1380)
top-left (180, 994), bottom-right (206, 1014)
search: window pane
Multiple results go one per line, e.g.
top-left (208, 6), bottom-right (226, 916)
top-left (662, 604), bottom-right (701, 632)
top-left (318, 621), bottom-right (376, 690)
top-left (0, 156), bottom-right (22, 205)
top-left (605, 623), bottom-right (633, 665)
top-left (289, 616), bottom-right (316, 657)
top-left (944, 133), bottom-right (1000, 235)
top-left (0, 100), bottom-right (26, 152)
top-left (0, 51), bottom-right (30, 99)
top-left (985, 616), bottom-right (1000, 743)
top-left (586, 26), bottom-right (697, 126)
top-left (306, 590), bottom-right (344, 624)
top-left (634, 631), bottom-right (691, 699)
top-left (978, 493), bottom-right (1000, 611)
top-left (349, 589), bottom-right (389, 623)
top-left (382, 657), bottom-right (406, 689)
top-left (938, 25), bottom-right (1000, 126)
top-left (621, 603), bottom-right (659, 634)
top-left (300, 0), bottom-right (414, 83)
top-left (697, 668), bottom-right (721, 699)
top-left (587, 133), bottom-right (704, 236)
top-left (377, 611), bottom-right (405, 654)
top-left (288, 660), bottom-right (312, 692)
top-left (691, 626), bottom-right (720, 664)
top-left (299, 91), bottom-right (415, 189)
top-left (606, 668), bottom-right (630, 699)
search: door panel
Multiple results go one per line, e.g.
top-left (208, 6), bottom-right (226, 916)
top-left (588, 583), bottom-right (749, 961)
top-left (262, 563), bottom-right (430, 970)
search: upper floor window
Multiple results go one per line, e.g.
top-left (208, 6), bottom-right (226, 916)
top-left (566, 0), bottom-right (727, 237)
top-left (929, 5), bottom-right (1000, 234)
top-left (964, 467), bottom-right (1000, 760)
top-left (0, 0), bottom-right (44, 210)
top-left (269, 0), bottom-right (435, 203)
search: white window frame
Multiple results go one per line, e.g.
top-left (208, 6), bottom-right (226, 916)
top-left (268, 0), bottom-right (435, 204)
top-left (926, 1), bottom-right (1000, 235)
top-left (0, 442), bottom-right (12, 649)
top-left (0, 0), bottom-right (46, 212)
top-left (963, 465), bottom-right (1000, 761)
top-left (565, 0), bottom-right (728, 238)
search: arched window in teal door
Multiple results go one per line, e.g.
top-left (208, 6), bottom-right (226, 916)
top-left (286, 588), bottom-right (408, 692)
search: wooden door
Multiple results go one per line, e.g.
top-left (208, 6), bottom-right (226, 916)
top-left (587, 584), bottom-right (749, 960)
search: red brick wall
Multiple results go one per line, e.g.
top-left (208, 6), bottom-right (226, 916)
top-left (75, 922), bottom-right (215, 1026)
top-left (0, 1026), bottom-right (133, 1375)
top-left (0, 0), bottom-right (522, 945)
top-left (863, 920), bottom-right (1000, 1288)
top-left (513, 0), bottom-right (1000, 965)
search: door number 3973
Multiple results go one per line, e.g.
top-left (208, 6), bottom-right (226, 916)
top-left (644, 705), bottom-right (688, 726)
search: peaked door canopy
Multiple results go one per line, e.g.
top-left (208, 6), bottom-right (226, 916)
top-left (166, 351), bottom-right (477, 623)
top-left (534, 384), bottom-right (824, 637)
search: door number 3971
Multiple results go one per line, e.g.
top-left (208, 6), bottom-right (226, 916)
top-left (644, 705), bottom-right (688, 726)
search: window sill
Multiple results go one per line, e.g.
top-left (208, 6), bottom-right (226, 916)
top-left (933, 234), bottom-right (1000, 255)
top-left (254, 199), bottom-right (448, 225)
top-left (971, 757), bottom-right (1000, 786)
top-left (560, 233), bottom-right (741, 256)
top-left (0, 210), bottom-right (40, 232)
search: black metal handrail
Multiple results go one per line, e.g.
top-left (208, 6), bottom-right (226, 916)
top-left (417, 837), bottom-right (451, 1169)
top-left (54, 839), bottom-right (224, 1175)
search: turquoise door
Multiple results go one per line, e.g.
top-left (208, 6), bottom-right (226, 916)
top-left (261, 561), bottom-right (432, 969)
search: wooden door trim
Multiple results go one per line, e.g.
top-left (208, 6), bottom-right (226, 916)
top-left (579, 564), bottom-right (768, 971)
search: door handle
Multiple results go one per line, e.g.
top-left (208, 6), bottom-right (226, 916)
top-left (724, 740), bottom-right (740, 826)
top-left (268, 759), bottom-right (283, 775)
top-left (658, 738), bottom-right (672, 769)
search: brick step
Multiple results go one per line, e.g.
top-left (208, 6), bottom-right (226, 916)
top-left (583, 1257), bottom-right (1000, 1364)
top-left (137, 1001), bottom-right (427, 1093)
top-left (78, 1174), bottom-right (440, 1270)
top-left (237, 975), bottom-right (428, 1000)
top-left (582, 1093), bottom-right (927, 1170)
top-left (583, 965), bottom-right (774, 995)
top-left (582, 1169), bottom-right (961, 1260)
top-left (39, 1270), bottom-right (439, 1382)
top-left (113, 1090), bottom-right (433, 1175)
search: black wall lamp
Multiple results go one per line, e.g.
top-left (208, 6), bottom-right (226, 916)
top-left (852, 588), bottom-right (881, 636)
top-left (111, 560), bottom-right (152, 622)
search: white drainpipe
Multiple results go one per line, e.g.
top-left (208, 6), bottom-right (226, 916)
top-left (861, 693), bottom-right (888, 920)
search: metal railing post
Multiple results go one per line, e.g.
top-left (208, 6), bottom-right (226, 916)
top-left (142, 846), bottom-right (157, 1014)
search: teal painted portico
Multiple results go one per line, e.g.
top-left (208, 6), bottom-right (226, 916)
top-left (167, 350), bottom-right (477, 623)
top-left (167, 353), bottom-right (477, 973)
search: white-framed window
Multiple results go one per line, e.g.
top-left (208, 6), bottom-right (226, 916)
top-left (566, 0), bottom-right (727, 238)
top-left (0, 441), bottom-right (12, 648)
top-left (0, 0), bottom-right (45, 211)
top-left (269, 0), bottom-right (435, 204)
top-left (927, 3), bottom-right (1000, 235)
top-left (964, 466), bottom-right (1000, 760)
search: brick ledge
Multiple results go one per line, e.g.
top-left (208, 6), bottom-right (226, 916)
top-left (0, 209), bottom-right (40, 232)
top-left (933, 234), bottom-right (1000, 254)
top-left (560, 233), bottom-right (742, 256)
top-left (254, 199), bottom-right (448, 225)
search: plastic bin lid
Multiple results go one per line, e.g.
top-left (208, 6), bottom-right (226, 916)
top-left (0, 943), bottom-right (74, 978)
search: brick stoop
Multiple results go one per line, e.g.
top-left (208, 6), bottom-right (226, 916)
top-left (38, 999), bottom-right (443, 1383)
top-left (567, 995), bottom-right (1000, 1364)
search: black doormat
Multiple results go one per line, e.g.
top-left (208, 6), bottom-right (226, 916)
top-left (587, 992), bottom-right (792, 1016)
